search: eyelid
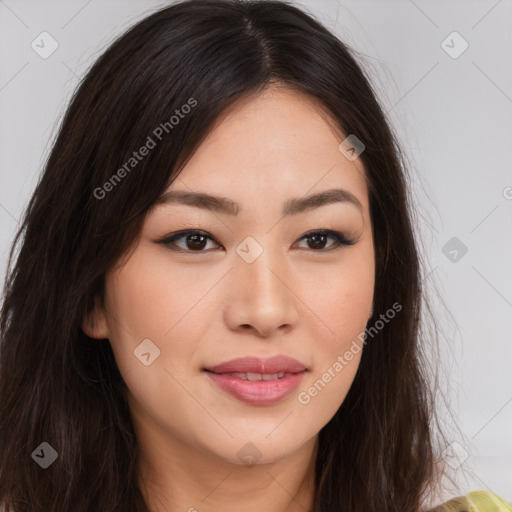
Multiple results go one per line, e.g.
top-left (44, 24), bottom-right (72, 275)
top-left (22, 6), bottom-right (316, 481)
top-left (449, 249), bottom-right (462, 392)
top-left (154, 228), bottom-right (356, 253)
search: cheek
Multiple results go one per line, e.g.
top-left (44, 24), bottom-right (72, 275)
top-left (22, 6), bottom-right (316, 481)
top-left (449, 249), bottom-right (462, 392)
top-left (298, 245), bottom-right (373, 414)
top-left (302, 248), bottom-right (374, 344)
top-left (294, 281), bottom-right (367, 431)
top-left (101, 250), bottom-right (194, 376)
top-left (105, 247), bottom-right (204, 340)
top-left (101, 255), bottom-right (206, 427)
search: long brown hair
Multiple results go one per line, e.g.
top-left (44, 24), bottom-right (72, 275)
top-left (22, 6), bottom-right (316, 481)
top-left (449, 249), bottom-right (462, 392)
top-left (1, 1), bottom-right (449, 510)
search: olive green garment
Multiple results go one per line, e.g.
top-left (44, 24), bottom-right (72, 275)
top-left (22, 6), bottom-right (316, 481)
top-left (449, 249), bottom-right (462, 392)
top-left (430, 490), bottom-right (512, 512)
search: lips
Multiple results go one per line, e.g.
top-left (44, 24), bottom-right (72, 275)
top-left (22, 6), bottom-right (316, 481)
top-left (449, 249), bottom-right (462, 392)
top-left (203, 355), bottom-right (307, 405)
top-left (220, 371), bottom-right (290, 381)
top-left (203, 355), bottom-right (307, 375)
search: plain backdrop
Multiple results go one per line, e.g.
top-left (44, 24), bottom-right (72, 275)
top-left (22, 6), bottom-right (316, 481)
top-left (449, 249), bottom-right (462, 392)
top-left (1, 0), bottom-right (511, 503)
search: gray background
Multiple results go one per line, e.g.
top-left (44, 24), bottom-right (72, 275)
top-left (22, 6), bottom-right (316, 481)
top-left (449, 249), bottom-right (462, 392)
top-left (1, 0), bottom-right (511, 502)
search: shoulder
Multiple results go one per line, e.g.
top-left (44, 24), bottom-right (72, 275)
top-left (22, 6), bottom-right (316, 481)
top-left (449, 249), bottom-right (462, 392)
top-left (428, 490), bottom-right (512, 512)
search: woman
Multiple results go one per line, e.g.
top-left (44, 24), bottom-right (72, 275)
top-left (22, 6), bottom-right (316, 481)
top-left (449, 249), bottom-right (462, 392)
top-left (0, 1), bottom-right (510, 511)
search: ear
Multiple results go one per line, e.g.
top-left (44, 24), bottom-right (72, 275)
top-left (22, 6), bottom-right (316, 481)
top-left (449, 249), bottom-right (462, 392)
top-left (82, 295), bottom-right (110, 339)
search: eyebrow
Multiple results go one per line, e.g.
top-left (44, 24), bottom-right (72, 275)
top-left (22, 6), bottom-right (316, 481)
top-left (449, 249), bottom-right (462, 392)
top-left (155, 187), bottom-right (363, 216)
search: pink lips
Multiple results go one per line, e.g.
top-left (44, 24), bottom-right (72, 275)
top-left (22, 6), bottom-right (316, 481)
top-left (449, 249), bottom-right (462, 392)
top-left (204, 355), bottom-right (307, 406)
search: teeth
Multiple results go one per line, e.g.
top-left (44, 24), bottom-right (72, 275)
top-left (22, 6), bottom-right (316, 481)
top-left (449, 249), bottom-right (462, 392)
top-left (224, 371), bottom-right (288, 380)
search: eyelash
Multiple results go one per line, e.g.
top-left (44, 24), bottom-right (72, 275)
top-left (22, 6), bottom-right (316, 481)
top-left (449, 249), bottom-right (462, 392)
top-left (155, 229), bottom-right (356, 253)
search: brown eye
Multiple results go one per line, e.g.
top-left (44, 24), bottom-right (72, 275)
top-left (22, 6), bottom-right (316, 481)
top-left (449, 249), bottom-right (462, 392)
top-left (156, 230), bottom-right (221, 252)
top-left (296, 230), bottom-right (356, 251)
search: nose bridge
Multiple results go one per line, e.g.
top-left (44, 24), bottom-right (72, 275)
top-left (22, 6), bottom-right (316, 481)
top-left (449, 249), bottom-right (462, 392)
top-left (226, 238), bottom-right (298, 335)
top-left (237, 240), bottom-right (286, 304)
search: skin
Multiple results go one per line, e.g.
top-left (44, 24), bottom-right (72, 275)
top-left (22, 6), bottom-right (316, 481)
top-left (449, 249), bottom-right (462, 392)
top-left (83, 85), bottom-right (375, 512)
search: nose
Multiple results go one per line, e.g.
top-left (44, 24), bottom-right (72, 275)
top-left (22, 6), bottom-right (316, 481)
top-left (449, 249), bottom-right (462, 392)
top-left (223, 247), bottom-right (300, 339)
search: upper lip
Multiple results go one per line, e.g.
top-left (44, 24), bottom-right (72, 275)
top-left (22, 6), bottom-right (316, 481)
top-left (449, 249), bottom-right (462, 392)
top-left (204, 355), bottom-right (307, 374)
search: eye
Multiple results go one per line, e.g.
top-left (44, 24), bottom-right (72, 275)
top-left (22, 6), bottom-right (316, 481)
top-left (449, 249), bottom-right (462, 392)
top-left (294, 229), bottom-right (356, 251)
top-left (155, 229), bottom-right (356, 253)
top-left (156, 230), bottom-right (221, 252)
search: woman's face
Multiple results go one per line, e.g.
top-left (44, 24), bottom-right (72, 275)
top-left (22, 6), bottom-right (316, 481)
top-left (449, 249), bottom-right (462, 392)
top-left (84, 86), bottom-right (375, 467)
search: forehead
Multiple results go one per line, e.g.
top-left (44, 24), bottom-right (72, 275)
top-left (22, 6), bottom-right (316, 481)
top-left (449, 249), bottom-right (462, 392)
top-left (167, 86), bottom-right (369, 216)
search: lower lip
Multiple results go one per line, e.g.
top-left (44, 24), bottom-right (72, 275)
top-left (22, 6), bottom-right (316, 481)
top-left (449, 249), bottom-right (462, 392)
top-left (205, 371), bottom-right (306, 405)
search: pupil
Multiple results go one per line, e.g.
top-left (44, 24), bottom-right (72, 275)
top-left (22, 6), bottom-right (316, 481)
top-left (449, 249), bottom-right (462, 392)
top-left (309, 234), bottom-right (326, 249)
top-left (187, 234), bottom-right (206, 250)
